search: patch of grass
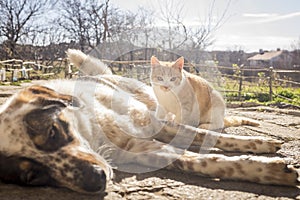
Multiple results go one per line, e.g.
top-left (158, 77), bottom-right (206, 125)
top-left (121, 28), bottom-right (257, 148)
top-left (272, 87), bottom-right (300, 106)
top-left (21, 79), bottom-right (32, 83)
top-left (0, 79), bottom-right (32, 86)
top-left (10, 82), bottom-right (21, 86)
top-left (222, 79), bottom-right (300, 106)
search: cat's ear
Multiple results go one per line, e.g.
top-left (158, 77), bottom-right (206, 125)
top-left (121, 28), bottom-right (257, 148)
top-left (173, 57), bottom-right (184, 71)
top-left (151, 56), bottom-right (160, 67)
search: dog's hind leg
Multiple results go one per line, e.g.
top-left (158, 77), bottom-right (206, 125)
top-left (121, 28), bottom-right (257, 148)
top-left (111, 137), bottom-right (299, 186)
top-left (153, 121), bottom-right (283, 154)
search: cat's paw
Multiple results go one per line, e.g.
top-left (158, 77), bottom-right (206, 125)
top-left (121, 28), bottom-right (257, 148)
top-left (198, 123), bottom-right (210, 130)
top-left (130, 109), bottom-right (151, 126)
top-left (165, 112), bottom-right (176, 122)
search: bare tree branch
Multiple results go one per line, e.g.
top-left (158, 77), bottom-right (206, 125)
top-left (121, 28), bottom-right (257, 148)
top-left (156, 0), bottom-right (188, 50)
top-left (189, 0), bottom-right (232, 50)
top-left (0, 0), bottom-right (52, 57)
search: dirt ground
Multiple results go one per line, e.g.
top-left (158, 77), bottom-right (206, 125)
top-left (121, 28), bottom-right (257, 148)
top-left (0, 82), bottom-right (299, 200)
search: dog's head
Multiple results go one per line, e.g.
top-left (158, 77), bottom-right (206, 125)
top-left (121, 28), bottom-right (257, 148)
top-left (0, 85), bottom-right (112, 193)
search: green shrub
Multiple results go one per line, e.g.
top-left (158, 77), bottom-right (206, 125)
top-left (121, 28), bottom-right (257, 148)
top-left (277, 88), bottom-right (294, 99)
top-left (243, 93), bottom-right (256, 100)
top-left (257, 93), bottom-right (270, 102)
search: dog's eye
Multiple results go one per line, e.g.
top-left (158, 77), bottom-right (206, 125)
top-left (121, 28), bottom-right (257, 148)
top-left (49, 126), bottom-right (58, 140)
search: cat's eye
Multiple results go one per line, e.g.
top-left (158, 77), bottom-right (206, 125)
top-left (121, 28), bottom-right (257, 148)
top-left (157, 76), bottom-right (163, 81)
top-left (170, 77), bottom-right (176, 81)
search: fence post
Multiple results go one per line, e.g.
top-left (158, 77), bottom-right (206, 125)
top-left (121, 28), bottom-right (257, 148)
top-left (268, 66), bottom-right (273, 101)
top-left (238, 65), bottom-right (243, 101)
top-left (10, 61), bottom-right (15, 82)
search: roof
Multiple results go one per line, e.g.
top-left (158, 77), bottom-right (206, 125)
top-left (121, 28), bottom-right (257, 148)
top-left (247, 51), bottom-right (283, 61)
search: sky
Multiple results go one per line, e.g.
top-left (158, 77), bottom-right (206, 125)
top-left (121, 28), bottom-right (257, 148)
top-left (110, 0), bottom-right (300, 52)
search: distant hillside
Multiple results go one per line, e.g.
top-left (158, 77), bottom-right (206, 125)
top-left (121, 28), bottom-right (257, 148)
top-left (1, 41), bottom-right (299, 71)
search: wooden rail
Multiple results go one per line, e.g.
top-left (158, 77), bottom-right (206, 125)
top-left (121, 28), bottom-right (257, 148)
top-left (1, 58), bottom-right (299, 104)
top-left (103, 59), bottom-right (300, 102)
top-left (0, 59), bottom-right (59, 82)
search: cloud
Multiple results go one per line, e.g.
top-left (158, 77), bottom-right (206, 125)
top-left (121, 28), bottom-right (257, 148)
top-left (243, 13), bottom-right (278, 18)
top-left (263, 12), bottom-right (300, 22)
top-left (243, 12), bottom-right (300, 23)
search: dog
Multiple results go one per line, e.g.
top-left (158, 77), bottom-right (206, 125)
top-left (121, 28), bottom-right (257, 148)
top-left (0, 49), bottom-right (298, 193)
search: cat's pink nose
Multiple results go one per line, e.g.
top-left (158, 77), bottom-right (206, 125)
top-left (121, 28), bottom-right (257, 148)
top-left (160, 86), bottom-right (170, 92)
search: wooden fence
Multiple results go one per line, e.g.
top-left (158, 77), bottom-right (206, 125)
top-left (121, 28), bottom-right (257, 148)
top-left (104, 59), bottom-right (300, 103)
top-left (0, 59), bottom-right (68, 82)
top-left (1, 58), bottom-right (299, 103)
top-left (213, 65), bottom-right (300, 102)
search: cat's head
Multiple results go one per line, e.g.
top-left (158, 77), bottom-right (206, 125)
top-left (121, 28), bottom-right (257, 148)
top-left (150, 56), bottom-right (184, 92)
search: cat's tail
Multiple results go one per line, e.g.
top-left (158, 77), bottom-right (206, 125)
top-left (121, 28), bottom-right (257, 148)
top-left (67, 49), bottom-right (112, 75)
top-left (224, 116), bottom-right (260, 128)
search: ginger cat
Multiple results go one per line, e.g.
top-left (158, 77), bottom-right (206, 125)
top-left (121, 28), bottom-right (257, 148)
top-left (150, 56), bottom-right (225, 131)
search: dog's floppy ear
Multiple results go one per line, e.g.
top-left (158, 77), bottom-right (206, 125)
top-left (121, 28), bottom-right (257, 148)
top-left (24, 104), bottom-right (74, 152)
top-left (22, 86), bottom-right (79, 152)
top-left (23, 85), bottom-right (83, 109)
top-left (24, 105), bottom-right (62, 133)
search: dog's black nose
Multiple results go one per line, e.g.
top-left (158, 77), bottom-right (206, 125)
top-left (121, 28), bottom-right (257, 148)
top-left (81, 165), bottom-right (107, 193)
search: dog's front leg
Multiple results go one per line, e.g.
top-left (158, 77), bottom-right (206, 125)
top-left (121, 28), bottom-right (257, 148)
top-left (0, 154), bottom-right (54, 186)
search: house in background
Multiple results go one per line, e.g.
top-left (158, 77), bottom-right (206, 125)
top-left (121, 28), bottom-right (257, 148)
top-left (247, 49), bottom-right (292, 69)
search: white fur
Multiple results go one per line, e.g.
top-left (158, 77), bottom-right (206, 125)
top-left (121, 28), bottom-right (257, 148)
top-left (0, 50), bottom-right (298, 193)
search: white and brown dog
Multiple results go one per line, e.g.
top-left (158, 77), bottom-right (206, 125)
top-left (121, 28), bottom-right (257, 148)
top-left (0, 50), bottom-right (299, 193)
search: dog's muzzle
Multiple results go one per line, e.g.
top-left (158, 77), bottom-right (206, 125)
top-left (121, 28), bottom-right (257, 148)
top-left (80, 164), bottom-right (107, 193)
